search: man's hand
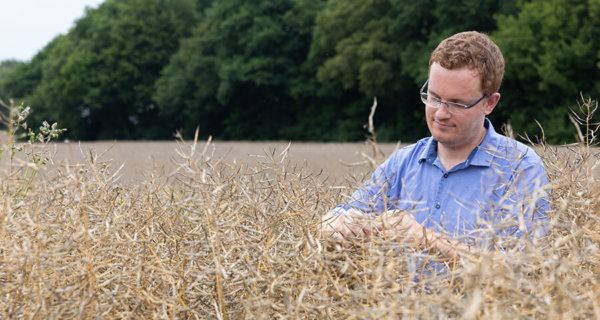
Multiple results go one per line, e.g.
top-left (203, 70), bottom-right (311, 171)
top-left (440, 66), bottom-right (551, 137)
top-left (317, 208), bottom-right (371, 243)
top-left (374, 210), bottom-right (425, 245)
top-left (377, 210), bottom-right (474, 260)
top-left (317, 209), bottom-right (486, 261)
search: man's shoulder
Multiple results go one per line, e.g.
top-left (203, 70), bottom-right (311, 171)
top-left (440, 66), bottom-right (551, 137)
top-left (378, 137), bottom-right (433, 171)
top-left (489, 132), bottom-right (544, 168)
top-left (390, 137), bottom-right (432, 159)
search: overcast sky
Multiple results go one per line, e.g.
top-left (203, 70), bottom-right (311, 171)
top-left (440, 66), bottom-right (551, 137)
top-left (0, 0), bottom-right (105, 62)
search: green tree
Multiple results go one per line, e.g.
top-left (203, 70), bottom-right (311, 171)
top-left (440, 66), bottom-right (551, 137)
top-left (22, 36), bottom-right (83, 137)
top-left (1, 42), bottom-right (62, 131)
top-left (493, 0), bottom-right (600, 143)
top-left (0, 59), bottom-right (20, 129)
top-left (0, 59), bottom-right (19, 91)
top-left (4, 0), bottom-right (204, 140)
top-left (1, 53), bottom-right (46, 103)
top-left (155, 0), bottom-right (325, 140)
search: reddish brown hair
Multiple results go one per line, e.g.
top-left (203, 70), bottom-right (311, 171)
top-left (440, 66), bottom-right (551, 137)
top-left (429, 31), bottom-right (504, 94)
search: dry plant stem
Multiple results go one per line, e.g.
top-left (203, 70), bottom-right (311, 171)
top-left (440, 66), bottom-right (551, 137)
top-left (360, 96), bottom-right (388, 170)
top-left (368, 97), bottom-right (378, 162)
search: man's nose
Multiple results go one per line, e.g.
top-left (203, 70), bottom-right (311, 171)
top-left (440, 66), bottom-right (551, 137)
top-left (435, 102), bottom-right (452, 118)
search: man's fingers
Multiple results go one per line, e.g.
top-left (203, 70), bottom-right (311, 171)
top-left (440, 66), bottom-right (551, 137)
top-left (330, 231), bottom-right (345, 243)
top-left (318, 212), bottom-right (361, 240)
top-left (373, 213), bottom-right (404, 230)
top-left (317, 209), bottom-right (383, 243)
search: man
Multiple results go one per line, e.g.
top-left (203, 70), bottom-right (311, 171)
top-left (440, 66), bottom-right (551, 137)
top-left (317, 31), bottom-right (548, 260)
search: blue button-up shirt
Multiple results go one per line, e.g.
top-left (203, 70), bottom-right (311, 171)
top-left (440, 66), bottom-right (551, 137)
top-left (337, 118), bottom-right (548, 243)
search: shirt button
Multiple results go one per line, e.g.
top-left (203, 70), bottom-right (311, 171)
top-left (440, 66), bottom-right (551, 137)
top-left (443, 173), bottom-right (449, 178)
top-left (435, 203), bottom-right (441, 209)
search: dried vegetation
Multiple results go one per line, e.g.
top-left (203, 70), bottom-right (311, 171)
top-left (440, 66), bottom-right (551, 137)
top-left (0, 98), bottom-right (599, 319)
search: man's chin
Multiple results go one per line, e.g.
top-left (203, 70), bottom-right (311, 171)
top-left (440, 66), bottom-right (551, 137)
top-left (431, 131), bottom-right (459, 145)
top-left (430, 128), bottom-right (453, 141)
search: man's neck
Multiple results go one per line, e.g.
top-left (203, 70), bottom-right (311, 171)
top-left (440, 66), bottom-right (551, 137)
top-left (437, 128), bottom-right (487, 171)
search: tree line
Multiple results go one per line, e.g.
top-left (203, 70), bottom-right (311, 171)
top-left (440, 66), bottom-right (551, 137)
top-left (0, 0), bottom-right (598, 143)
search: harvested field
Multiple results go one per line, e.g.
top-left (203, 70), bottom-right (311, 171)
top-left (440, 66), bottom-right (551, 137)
top-left (40, 140), bottom-right (402, 184)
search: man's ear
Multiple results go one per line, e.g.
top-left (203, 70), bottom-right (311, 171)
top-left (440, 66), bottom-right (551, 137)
top-left (484, 92), bottom-right (500, 115)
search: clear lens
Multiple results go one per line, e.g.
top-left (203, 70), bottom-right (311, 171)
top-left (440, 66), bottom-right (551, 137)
top-left (445, 102), bottom-right (466, 115)
top-left (420, 93), bottom-right (466, 115)
top-left (420, 92), bottom-right (430, 105)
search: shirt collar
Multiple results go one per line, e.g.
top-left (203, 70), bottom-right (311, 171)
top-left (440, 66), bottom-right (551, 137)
top-left (419, 136), bottom-right (437, 164)
top-left (470, 118), bottom-right (500, 167)
top-left (418, 118), bottom-right (499, 167)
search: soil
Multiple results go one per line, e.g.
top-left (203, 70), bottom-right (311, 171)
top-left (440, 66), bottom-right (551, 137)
top-left (39, 140), bottom-right (403, 184)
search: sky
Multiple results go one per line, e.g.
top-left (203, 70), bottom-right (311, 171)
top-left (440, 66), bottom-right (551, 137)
top-left (0, 0), bottom-right (105, 62)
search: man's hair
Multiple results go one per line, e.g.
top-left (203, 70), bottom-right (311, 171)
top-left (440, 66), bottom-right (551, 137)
top-left (429, 31), bottom-right (505, 94)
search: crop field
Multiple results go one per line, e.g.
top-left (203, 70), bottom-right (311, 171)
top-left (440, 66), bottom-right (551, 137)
top-left (40, 140), bottom-right (401, 184)
top-left (1, 115), bottom-right (600, 318)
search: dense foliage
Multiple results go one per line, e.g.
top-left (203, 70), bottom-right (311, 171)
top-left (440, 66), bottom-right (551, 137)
top-left (492, 0), bottom-right (600, 142)
top-left (1, 0), bottom-right (599, 143)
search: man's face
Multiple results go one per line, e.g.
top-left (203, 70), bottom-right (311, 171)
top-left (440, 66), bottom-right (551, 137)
top-left (425, 63), bottom-right (498, 151)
